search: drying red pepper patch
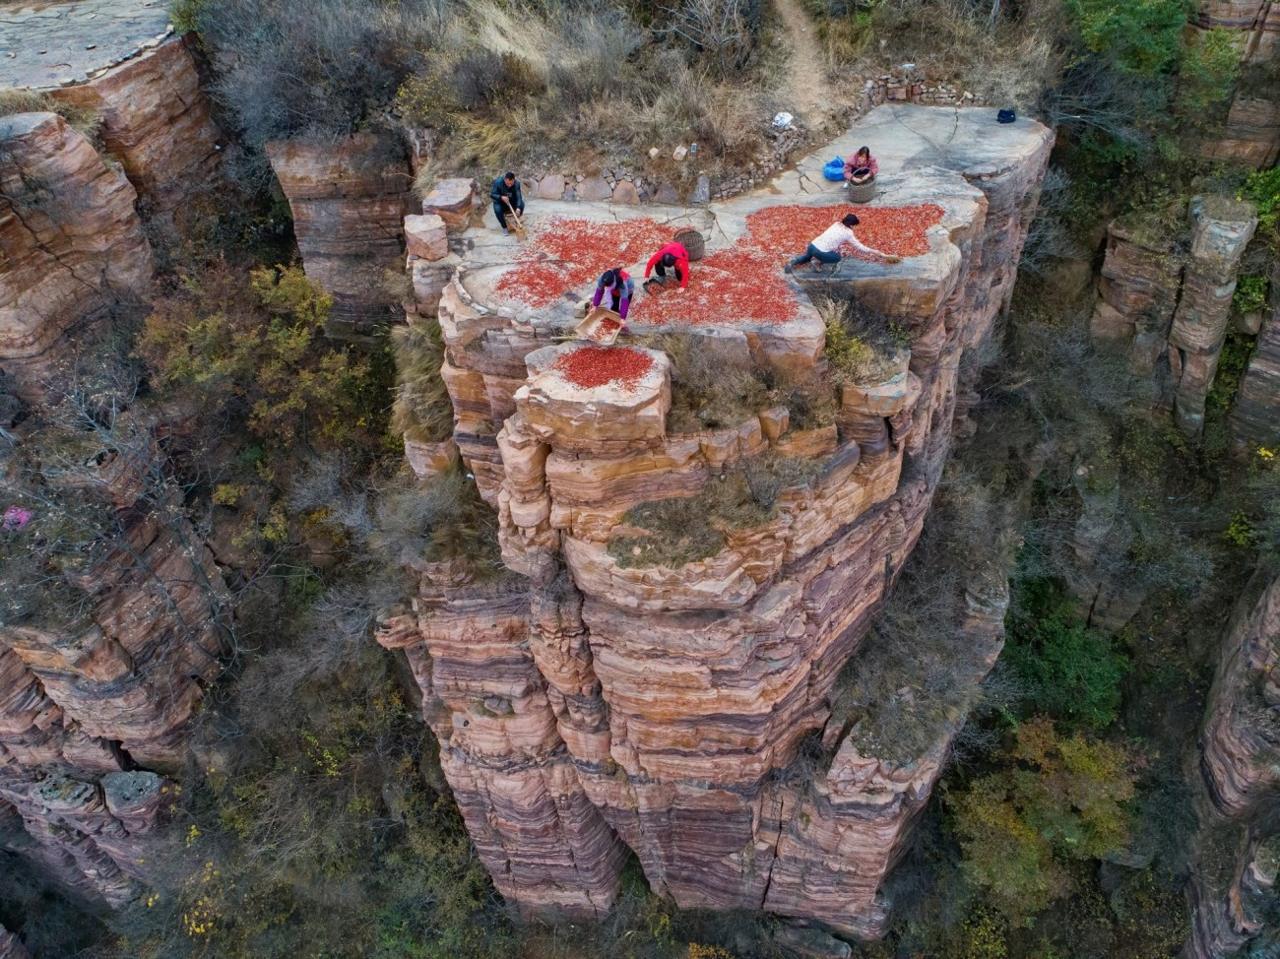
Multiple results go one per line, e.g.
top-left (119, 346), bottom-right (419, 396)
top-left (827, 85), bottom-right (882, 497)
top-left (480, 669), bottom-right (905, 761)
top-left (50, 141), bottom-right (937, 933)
top-left (496, 217), bottom-right (672, 308)
top-left (629, 246), bottom-right (796, 326)
top-left (553, 346), bottom-right (653, 390)
top-left (746, 203), bottom-right (944, 261)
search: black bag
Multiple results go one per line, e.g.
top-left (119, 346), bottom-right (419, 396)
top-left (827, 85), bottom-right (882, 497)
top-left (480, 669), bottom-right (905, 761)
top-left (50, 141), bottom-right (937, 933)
top-left (997, 109), bottom-right (1016, 124)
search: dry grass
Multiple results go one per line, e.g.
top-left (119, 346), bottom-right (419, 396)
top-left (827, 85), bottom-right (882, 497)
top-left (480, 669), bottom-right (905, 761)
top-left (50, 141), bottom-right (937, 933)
top-left (608, 454), bottom-right (821, 568)
top-left (0, 89), bottom-right (101, 141)
top-left (645, 333), bottom-right (839, 433)
top-left (390, 318), bottom-right (454, 444)
top-left (814, 0), bottom-right (1063, 109)
top-left (392, 0), bottom-right (775, 176)
top-left (643, 334), bottom-right (771, 432)
top-left (371, 464), bottom-right (502, 577)
top-left (816, 296), bottom-right (909, 386)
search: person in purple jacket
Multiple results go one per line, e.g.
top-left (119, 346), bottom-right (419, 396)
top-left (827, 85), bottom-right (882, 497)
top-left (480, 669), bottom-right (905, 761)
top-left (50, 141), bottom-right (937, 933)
top-left (592, 268), bottom-right (634, 319)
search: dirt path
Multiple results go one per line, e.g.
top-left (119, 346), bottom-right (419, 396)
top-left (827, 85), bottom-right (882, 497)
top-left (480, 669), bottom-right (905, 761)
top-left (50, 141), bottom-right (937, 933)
top-left (772, 0), bottom-right (834, 128)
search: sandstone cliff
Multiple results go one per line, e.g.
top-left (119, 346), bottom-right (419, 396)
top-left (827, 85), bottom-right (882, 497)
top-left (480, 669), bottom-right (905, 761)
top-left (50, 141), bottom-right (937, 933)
top-left (0, 411), bottom-right (230, 904)
top-left (1090, 197), bottom-right (1258, 436)
top-left (1194, 0), bottom-right (1280, 169)
top-left (0, 112), bottom-right (153, 400)
top-left (1232, 259), bottom-right (1280, 451)
top-left (267, 133), bottom-right (415, 338)
top-left (0, 33), bottom-right (237, 916)
top-left (379, 105), bottom-right (1053, 937)
top-left (1185, 574), bottom-right (1280, 958)
top-left (50, 37), bottom-right (225, 217)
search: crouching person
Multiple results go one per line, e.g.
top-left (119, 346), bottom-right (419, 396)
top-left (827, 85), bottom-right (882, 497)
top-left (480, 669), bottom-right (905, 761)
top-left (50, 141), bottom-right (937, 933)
top-left (644, 240), bottom-right (690, 293)
top-left (844, 146), bottom-right (878, 185)
top-left (491, 171), bottom-right (524, 234)
top-left (593, 268), bottom-right (634, 321)
top-left (786, 213), bottom-right (898, 273)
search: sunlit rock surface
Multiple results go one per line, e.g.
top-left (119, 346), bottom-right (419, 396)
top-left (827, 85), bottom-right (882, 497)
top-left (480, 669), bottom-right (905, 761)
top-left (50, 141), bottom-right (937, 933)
top-left (51, 37), bottom-right (224, 215)
top-left (0, 112), bottom-right (152, 399)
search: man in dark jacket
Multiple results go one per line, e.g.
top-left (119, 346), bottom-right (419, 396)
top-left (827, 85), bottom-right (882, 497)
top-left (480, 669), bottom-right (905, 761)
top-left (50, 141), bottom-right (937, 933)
top-left (491, 171), bottom-right (524, 235)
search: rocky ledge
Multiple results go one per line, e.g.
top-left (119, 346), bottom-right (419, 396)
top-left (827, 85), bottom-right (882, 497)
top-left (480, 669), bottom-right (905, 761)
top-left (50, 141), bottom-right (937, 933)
top-left (380, 104), bottom-right (1053, 938)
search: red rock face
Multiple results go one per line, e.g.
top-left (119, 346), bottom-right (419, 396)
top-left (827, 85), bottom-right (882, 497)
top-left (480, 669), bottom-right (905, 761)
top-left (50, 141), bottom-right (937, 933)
top-left (0, 503), bottom-right (228, 904)
top-left (1199, 577), bottom-right (1280, 821)
top-left (1203, 94), bottom-right (1280, 170)
top-left (0, 419), bottom-right (228, 909)
top-left (1185, 576), bottom-right (1280, 959)
top-left (1195, 1), bottom-right (1280, 60)
top-left (0, 112), bottom-right (153, 400)
top-left (0, 771), bottom-right (173, 909)
top-left (51, 37), bottom-right (224, 215)
top-left (1090, 198), bottom-right (1258, 436)
top-left (382, 106), bottom-right (1053, 935)
top-left (267, 133), bottom-right (414, 337)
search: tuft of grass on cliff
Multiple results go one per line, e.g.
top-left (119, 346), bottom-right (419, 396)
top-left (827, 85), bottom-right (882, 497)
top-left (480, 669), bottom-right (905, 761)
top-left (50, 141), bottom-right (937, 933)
top-left (0, 88), bottom-right (101, 140)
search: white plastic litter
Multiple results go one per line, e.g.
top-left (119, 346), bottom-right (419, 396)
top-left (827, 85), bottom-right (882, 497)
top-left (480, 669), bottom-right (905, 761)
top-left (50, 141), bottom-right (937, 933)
top-left (772, 112), bottom-right (794, 130)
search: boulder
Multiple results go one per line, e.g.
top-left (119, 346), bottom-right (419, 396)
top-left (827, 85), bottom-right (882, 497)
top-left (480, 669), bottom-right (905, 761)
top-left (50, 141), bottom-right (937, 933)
top-left (612, 180), bottom-right (641, 205)
top-left (577, 175), bottom-right (612, 202)
top-left (535, 174), bottom-right (566, 200)
top-left (422, 177), bottom-right (477, 231)
top-left (404, 213), bottom-right (449, 261)
top-left (405, 436), bottom-right (459, 479)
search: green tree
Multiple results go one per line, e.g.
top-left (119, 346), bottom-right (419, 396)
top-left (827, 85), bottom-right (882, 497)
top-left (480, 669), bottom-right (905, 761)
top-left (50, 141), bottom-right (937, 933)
top-left (1005, 580), bottom-right (1129, 731)
top-left (1067, 0), bottom-right (1190, 76)
top-left (951, 718), bottom-right (1136, 923)
top-left (1176, 27), bottom-right (1240, 116)
top-left (139, 262), bottom-right (388, 455)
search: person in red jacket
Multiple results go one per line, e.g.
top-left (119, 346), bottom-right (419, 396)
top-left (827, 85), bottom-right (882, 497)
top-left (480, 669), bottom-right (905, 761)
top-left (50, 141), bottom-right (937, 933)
top-left (644, 241), bottom-right (690, 292)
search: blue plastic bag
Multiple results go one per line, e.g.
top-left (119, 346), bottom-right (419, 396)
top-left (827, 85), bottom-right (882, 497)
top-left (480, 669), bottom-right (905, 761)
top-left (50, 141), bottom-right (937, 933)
top-left (822, 157), bottom-right (845, 181)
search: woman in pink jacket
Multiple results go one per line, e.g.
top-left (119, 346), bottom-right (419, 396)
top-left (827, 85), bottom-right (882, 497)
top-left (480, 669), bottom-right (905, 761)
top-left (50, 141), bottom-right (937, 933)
top-left (844, 146), bottom-right (878, 186)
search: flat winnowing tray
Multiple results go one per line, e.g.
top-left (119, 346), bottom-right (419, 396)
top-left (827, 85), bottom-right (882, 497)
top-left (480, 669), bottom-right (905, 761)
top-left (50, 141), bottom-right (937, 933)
top-left (574, 307), bottom-right (624, 345)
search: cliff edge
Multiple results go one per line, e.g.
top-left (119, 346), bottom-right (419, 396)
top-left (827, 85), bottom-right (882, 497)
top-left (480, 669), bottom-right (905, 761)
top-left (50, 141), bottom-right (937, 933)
top-left (379, 104), bottom-right (1054, 938)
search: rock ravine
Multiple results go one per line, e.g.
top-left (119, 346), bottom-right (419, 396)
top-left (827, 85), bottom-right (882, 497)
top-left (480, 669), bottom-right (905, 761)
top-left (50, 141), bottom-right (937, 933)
top-left (378, 105), bottom-right (1054, 937)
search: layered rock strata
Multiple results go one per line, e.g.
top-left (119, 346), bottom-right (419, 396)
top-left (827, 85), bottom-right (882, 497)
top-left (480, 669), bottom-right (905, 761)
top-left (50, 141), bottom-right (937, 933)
top-left (380, 106), bottom-right (1053, 936)
top-left (0, 418), bottom-right (229, 905)
top-left (267, 133), bottom-right (414, 338)
top-left (1232, 259), bottom-right (1280, 450)
top-left (50, 37), bottom-right (224, 215)
top-left (1090, 197), bottom-right (1258, 434)
top-left (0, 771), bottom-right (172, 909)
top-left (1185, 575), bottom-right (1280, 958)
top-left (1194, 0), bottom-right (1280, 168)
top-left (0, 112), bottom-right (153, 400)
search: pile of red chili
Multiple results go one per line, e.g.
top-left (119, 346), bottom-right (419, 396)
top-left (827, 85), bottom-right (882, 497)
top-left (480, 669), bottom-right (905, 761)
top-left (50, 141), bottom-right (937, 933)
top-left (629, 202), bottom-right (944, 326)
top-left (630, 247), bottom-right (797, 325)
top-left (553, 346), bottom-right (653, 390)
top-left (746, 203), bottom-right (944, 261)
top-left (496, 217), bottom-right (671, 307)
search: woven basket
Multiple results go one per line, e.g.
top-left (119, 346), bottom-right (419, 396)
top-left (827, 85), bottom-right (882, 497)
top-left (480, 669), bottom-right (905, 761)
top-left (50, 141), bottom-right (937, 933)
top-left (673, 228), bottom-right (706, 261)
top-left (847, 181), bottom-right (878, 203)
